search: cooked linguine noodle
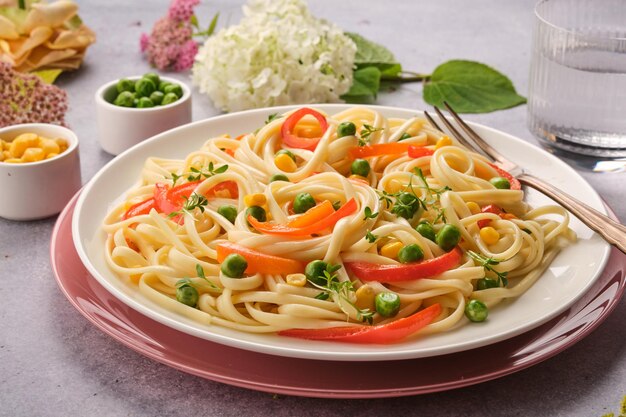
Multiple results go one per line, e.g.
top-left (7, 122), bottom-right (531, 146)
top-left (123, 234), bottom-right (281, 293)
top-left (102, 107), bottom-right (576, 343)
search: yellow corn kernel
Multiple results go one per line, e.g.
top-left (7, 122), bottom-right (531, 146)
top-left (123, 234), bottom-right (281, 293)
top-left (502, 213), bottom-right (517, 220)
top-left (435, 135), bottom-right (453, 149)
top-left (380, 241), bottom-right (404, 259)
top-left (22, 147), bottom-right (45, 162)
top-left (386, 179), bottom-right (404, 194)
top-left (9, 133), bottom-right (39, 158)
top-left (348, 174), bottom-right (368, 183)
top-left (45, 152), bottom-right (59, 160)
top-left (244, 193), bottom-right (267, 207)
top-left (274, 153), bottom-right (297, 172)
top-left (480, 227), bottom-right (500, 245)
top-left (1, 139), bottom-right (9, 150)
top-left (354, 284), bottom-right (376, 311)
top-left (286, 273), bottom-right (307, 287)
top-left (39, 138), bottom-right (61, 156)
top-left (466, 201), bottom-right (481, 215)
top-left (4, 158), bottom-right (23, 163)
top-left (55, 138), bottom-right (68, 152)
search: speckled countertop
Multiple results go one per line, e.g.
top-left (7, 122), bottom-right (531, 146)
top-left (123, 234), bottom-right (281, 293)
top-left (1, 1), bottom-right (624, 416)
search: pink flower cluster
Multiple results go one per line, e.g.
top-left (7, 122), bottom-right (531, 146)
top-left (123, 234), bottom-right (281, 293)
top-left (140, 0), bottom-right (200, 71)
top-left (0, 62), bottom-right (68, 128)
top-left (169, 0), bottom-right (200, 22)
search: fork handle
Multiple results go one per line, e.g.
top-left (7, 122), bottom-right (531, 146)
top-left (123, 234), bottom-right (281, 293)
top-left (518, 173), bottom-right (626, 254)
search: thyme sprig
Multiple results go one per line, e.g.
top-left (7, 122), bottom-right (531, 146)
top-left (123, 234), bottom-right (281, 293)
top-left (310, 264), bottom-right (375, 324)
top-left (365, 230), bottom-right (378, 243)
top-left (176, 264), bottom-right (222, 293)
top-left (468, 251), bottom-right (509, 287)
top-left (168, 192), bottom-right (209, 220)
top-left (167, 162), bottom-right (229, 186)
top-left (358, 124), bottom-right (383, 146)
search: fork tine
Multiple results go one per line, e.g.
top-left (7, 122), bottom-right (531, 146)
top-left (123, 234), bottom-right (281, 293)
top-left (432, 106), bottom-right (480, 152)
top-left (442, 101), bottom-right (504, 164)
top-left (423, 111), bottom-right (444, 132)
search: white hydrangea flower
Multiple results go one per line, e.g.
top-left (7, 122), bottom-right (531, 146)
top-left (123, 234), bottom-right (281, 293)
top-left (192, 0), bottom-right (356, 112)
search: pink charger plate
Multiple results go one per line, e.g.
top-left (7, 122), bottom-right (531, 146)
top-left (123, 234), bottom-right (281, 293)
top-left (50, 193), bottom-right (626, 399)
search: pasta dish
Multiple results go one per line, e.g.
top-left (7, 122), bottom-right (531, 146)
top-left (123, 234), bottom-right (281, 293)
top-left (102, 107), bottom-right (575, 344)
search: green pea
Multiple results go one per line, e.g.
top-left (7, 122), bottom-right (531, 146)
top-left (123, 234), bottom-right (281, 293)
top-left (116, 78), bottom-right (134, 94)
top-left (490, 176), bottom-right (511, 189)
top-left (415, 221), bottom-right (436, 242)
top-left (269, 173), bottom-right (290, 182)
top-left (375, 292), bottom-right (401, 317)
top-left (161, 92), bottom-right (178, 105)
top-left (134, 78), bottom-right (156, 97)
top-left (246, 205), bottom-right (266, 223)
top-left (293, 192), bottom-right (316, 214)
top-left (164, 83), bottom-right (183, 98)
top-left (397, 244), bottom-right (424, 264)
top-left (143, 72), bottom-right (160, 87)
top-left (217, 204), bottom-right (238, 224)
top-left (136, 97), bottom-right (155, 108)
top-left (436, 224), bottom-right (461, 251)
top-left (350, 159), bottom-right (371, 177)
top-left (158, 81), bottom-right (171, 93)
top-left (392, 192), bottom-right (419, 219)
top-left (396, 192), bottom-right (417, 206)
top-left (220, 253), bottom-right (248, 278)
top-left (305, 260), bottom-right (328, 286)
top-left (398, 132), bottom-right (412, 141)
top-left (113, 91), bottom-right (135, 107)
top-left (276, 149), bottom-right (296, 162)
top-left (477, 278), bottom-right (499, 290)
top-left (465, 299), bottom-right (488, 322)
top-left (176, 283), bottom-right (199, 307)
top-left (150, 91), bottom-right (164, 105)
top-left (337, 121), bottom-right (356, 137)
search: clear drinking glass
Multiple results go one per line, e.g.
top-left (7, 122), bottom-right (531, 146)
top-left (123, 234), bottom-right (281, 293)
top-left (527, 0), bottom-right (626, 158)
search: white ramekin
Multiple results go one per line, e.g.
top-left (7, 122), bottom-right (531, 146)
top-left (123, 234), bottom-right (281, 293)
top-left (95, 75), bottom-right (192, 156)
top-left (0, 123), bottom-right (81, 221)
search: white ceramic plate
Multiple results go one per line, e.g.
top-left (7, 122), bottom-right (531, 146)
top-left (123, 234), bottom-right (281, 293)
top-left (72, 104), bottom-right (610, 361)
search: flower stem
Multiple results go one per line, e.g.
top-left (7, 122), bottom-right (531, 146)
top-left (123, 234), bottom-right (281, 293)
top-left (382, 71), bottom-right (431, 83)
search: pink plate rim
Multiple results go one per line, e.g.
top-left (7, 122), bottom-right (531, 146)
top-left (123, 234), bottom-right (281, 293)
top-left (50, 192), bottom-right (626, 398)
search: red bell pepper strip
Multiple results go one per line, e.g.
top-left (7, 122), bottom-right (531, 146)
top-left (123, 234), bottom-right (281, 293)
top-left (122, 179), bottom-right (239, 220)
top-left (278, 303), bottom-right (441, 344)
top-left (206, 180), bottom-right (239, 199)
top-left (154, 183), bottom-right (180, 214)
top-left (487, 162), bottom-right (521, 191)
top-left (345, 247), bottom-right (463, 282)
top-left (408, 145), bottom-right (435, 158)
top-left (216, 241), bottom-right (304, 275)
top-left (247, 198), bottom-right (357, 236)
top-left (287, 200), bottom-right (335, 228)
top-left (477, 204), bottom-right (502, 228)
top-left (122, 197), bottom-right (156, 220)
top-left (281, 108), bottom-right (328, 151)
top-left (349, 143), bottom-right (412, 159)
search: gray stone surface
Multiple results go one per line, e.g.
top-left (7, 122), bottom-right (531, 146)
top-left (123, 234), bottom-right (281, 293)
top-left (1, 0), bottom-right (625, 416)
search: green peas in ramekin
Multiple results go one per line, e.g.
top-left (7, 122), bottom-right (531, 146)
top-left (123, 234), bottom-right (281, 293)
top-left (109, 73), bottom-right (183, 109)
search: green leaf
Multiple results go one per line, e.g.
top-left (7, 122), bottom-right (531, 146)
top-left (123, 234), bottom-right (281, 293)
top-left (341, 66), bottom-right (381, 104)
top-left (31, 69), bottom-right (63, 84)
top-left (207, 12), bottom-right (219, 36)
top-left (0, 6), bottom-right (29, 27)
top-left (190, 14), bottom-right (199, 29)
top-left (423, 60), bottom-right (526, 113)
top-left (65, 14), bottom-right (83, 30)
top-left (346, 32), bottom-right (402, 77)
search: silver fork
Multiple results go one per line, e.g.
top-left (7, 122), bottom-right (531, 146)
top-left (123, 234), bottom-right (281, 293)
top-left (424, 102), bottom-right (626, 255)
